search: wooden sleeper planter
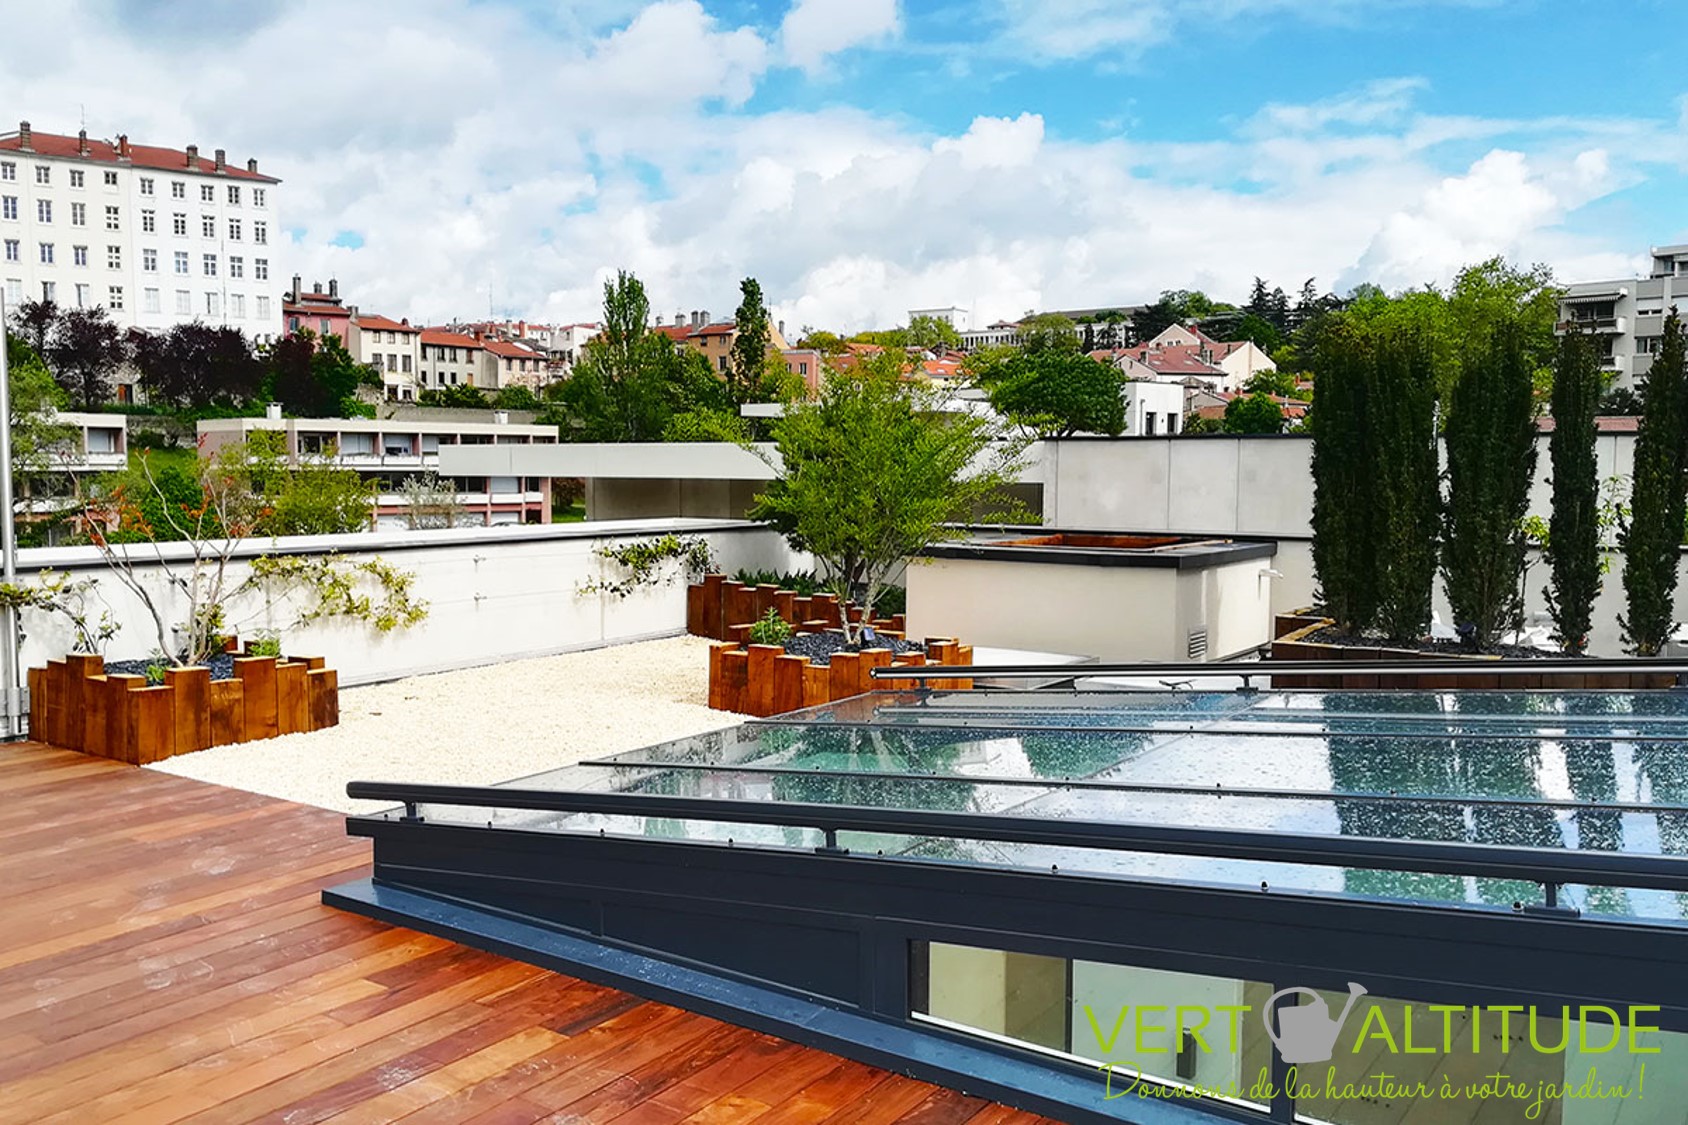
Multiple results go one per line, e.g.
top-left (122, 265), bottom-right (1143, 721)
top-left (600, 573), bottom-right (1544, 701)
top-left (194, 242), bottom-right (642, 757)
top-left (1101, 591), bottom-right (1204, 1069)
top-left (708, 632), bottom-right (973, 717)
top-left (687, 574), bottom-right (905, 642)
top-left (28, 653), bottom-right (341, 764)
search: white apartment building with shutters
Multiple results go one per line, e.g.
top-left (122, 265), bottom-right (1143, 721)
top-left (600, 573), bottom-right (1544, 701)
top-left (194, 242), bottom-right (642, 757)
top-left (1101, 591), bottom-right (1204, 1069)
top-left (0, 121), bottom-right (283, 340)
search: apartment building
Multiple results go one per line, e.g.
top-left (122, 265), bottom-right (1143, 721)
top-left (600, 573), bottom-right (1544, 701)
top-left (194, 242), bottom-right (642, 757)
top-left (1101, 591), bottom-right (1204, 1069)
top-left (283, 277), bottom-right (353, 343)
top-left (1094, 323), bottom-right (1276, 392)
top-left (0, 120), bottom-right (282, 339)
top-left (959, 320), bottom-right (1021, 350)
top-left (198, 410), bottom-right (559, 528)
top-left (652, 309), bottom-right (792, 375)
top-left (1557, 244), bottom-right (1688, 387)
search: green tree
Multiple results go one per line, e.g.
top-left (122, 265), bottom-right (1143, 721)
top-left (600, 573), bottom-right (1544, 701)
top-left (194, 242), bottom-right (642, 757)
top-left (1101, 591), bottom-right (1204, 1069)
top-left (906, 315), bottom-right (963, 352)
top-left (10, 298), bottom-right (60, 356)
top-left (1620, 311), bottom-right (1688, 655)
top-left (1129, 297), bottom-right (1182, 343)
top-left (1228, 313), bottom-right (1282, 353)
top-left (796, 329), bottom-right (847, 355)
top-left (1367, 328), bottom-right (1440, 643)
top-left (263, 329), bottom-right (379, 417)
top-left (1221, 391), bottom-right (1284, 434)
top-left (1242, 369), bottom-right (1305, 399)
top-left (729, 277), bottom-right (773, 404)
top-left (47, 305), bottom-right (129, 409)
top-left (982, 350), bottom-right (1125, 437)
top-left (1544, 331), bottom-right (1603, 654)
top-left (418, 383), bottom-right (491, 408)
top-left (1309, 323), bottom-right (1377, 633)
top-left (1442, 318), bottom-right (1540, 648)
top-left (133, 322), bottom-right (265, 411)
top-left (244, 430), bottom-right (375, 536)
top-left (492, 384), bottom-right (538, 411)
top-left (5, 333), bottom-right (77, 542)
top-left (554, 271), bottom-right (678, 441)
top-left (751, 352), bottom-right (1024, 642)
top-left (1014, 314), bottom-right (1080, 355)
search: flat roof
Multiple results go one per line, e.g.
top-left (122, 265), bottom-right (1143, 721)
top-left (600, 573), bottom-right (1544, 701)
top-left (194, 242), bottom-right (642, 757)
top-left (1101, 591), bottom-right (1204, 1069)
top-left (199, 416), bottom-right (557, 437)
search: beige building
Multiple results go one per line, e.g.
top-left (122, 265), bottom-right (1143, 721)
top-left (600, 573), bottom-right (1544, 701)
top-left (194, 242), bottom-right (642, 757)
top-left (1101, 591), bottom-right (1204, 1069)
top-left (351, 314), bottom-right (422, 402)
top-left (418, 329), bottom-right (485, 389)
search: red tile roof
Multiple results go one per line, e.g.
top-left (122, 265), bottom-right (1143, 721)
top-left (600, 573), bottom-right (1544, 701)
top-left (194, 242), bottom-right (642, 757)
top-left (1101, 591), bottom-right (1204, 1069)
top-left (694, 323), bottom-right (736, 338)
top-left (0, 128), bottom-right (280, 183)
top-left (356, 314), bottom-right (419, 334)
top-left (483, 339), bottom-right (541, 359)
top-left (420, 329), bottom-right (482, 349)
top-left (1538, 415), bottom-right (1639, 433)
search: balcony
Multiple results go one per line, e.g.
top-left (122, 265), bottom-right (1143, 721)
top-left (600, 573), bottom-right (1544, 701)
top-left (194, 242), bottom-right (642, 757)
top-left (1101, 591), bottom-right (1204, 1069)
top-left (1555, 315), bottom-right (1625, 333)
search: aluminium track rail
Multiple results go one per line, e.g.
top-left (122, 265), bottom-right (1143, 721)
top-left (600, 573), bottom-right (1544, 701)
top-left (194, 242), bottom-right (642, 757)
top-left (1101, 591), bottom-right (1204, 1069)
top-left (869, 656), bottom-right (1688, 687)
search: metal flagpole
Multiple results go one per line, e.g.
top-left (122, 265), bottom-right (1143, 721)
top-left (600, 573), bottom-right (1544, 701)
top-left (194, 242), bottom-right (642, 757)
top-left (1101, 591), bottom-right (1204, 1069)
top-left (0, 288), bottom-right (19, 739)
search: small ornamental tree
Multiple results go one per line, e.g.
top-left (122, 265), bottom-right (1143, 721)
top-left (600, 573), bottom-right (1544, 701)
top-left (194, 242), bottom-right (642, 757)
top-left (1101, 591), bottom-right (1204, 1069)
top-left (1544, 331), bottom-right (1603, 653)
top-left (1308, 323), bottom-right (1377, 633)
top-left (1367, 328), bottom-right (1440, 643)
top-left (1221, 391), bottom-right (1285, 435)
top-left (1620, 310), bottom-right (1688, 655)
top-left (751, 353), bottom-right (1025, 644)
top-left (1442, 318), bottom-right (1540, 648)
top-left (47, 305), bottom-right (129, 408)
top-left (729, 277), bottom-right (772, 405)
top-left (981, 350), bottom-right (1126, 437)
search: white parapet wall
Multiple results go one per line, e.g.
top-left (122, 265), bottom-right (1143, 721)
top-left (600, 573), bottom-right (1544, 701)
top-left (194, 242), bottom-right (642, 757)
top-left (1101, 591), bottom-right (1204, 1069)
top-left (15, 519), bottom-right (806, 686)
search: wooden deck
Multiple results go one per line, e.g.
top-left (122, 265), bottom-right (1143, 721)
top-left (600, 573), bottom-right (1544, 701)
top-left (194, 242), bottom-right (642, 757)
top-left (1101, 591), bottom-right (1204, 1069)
top-left (0, 744), bottom-right (1054, 1125)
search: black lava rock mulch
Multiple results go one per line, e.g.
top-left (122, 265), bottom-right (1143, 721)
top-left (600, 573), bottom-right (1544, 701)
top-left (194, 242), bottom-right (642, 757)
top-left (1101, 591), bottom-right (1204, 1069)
top-left (104, 652), bottom-right (239, 682)
top-left (784, 630), bottom-right (924, 667)
top-left (1304, 626), bottom-right (1548, 660)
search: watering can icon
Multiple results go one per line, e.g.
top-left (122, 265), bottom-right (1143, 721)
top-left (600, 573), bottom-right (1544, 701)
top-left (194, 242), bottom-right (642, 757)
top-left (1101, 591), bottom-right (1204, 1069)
top-left (1263, 983), bottom-right (1368, 1064)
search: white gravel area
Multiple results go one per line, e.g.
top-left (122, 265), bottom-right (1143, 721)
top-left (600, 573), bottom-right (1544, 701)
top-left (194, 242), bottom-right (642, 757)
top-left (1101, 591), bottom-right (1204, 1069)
top-left (147, 635), bottom-right (745, 814)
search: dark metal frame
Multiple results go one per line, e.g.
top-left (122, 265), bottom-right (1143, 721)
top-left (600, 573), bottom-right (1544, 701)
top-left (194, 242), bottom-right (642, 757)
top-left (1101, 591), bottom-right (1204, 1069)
top-left (332, 778), bottom-right (1688, 1125)
top-left (871, 656), bottom-right (1688, 687)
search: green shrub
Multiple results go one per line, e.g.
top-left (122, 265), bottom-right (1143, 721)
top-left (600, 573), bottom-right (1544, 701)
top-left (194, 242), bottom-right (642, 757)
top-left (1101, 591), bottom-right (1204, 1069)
top-left (733, 569), bottom-right (822, 595)
top-left (747, 608), bottom-right (795, 646)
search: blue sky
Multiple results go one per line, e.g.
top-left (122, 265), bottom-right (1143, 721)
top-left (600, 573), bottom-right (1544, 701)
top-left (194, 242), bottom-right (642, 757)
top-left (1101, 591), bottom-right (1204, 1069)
top-left (5, 0), bottom-right (1685, 329)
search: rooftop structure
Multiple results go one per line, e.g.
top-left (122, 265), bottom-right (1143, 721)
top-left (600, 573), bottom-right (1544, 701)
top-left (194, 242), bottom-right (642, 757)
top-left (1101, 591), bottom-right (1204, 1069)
top-left (0, 120), bottom-right (282, 339)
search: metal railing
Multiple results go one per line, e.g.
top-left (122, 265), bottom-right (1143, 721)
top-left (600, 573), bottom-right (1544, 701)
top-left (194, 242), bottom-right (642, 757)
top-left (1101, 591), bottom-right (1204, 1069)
top-left (870, 656), bottom-right (1688, 689)
top-left (345, 781), bottom-right (1688, 911)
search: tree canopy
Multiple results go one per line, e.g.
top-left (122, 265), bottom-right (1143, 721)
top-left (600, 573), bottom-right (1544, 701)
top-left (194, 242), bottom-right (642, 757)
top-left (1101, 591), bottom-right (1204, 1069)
top-left (976, 349), bottom-right (1126, 437)
top-left (133, 323), bottom-right (265, 411)
top-left (261, 329), bottom-right (379, 418)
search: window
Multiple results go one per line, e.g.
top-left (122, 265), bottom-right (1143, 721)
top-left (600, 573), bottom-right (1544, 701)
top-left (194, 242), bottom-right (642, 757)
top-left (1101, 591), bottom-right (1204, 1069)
top-left (202, 253), bottom-right (217, 277)
top-left (71, 202), bottom-right (85, 226)
top-left (39, 242), bottom-right (53, 264)
top-left (73, 245), bottom-right (87, 266)
top-left (4, 240), bottom-right (19, 262)
top-left (401, 355), bottom-right (412, 373)
top-left (107, 285), bottom-right (124, 310)
top-left (143, 287), bottom-right (160, 313)
top-left (103, 170), bottom-right (118, 187)
top-left (1144, 412), bottom-right (1157, 435)
top-left (0, 162), bottom-right (12, 181)
top-left (106, 244), bottom-right (121, 269)
top-left (254, 258), bottom-right (268, 280)
top-left (255, 295), bottom-right (270, 320)
top-left (74, 283), bottom-right (89, 307)
top-left (140, 209), bottom-right (155, 233)
top-left (172, 213), bottom-right (187, 236)
top-left (36, 199), bottom-right (51, 223)
top-left (387, 353), bottom-right (398, 371)
top-left (1639, 336), bottom-right (1664, 355)
top-left (170, 181), bottom-right (185, 199)
top-left (387, 331), bottom-right (396, 344)
top-left (253, 188), bottom-right (266, 208)
top-left (3, 279), bottom-right (19, 304)
top-left (205, 292), bottom-right (219, 316)
top-left (228, 218), bottom-right (241, 241)
top-left (139, 177), bottom-right (154, 195)
top-left (200, 184), bottom-right (214, 203)
top-left (228, 185), bottom-right (240, 205)
top-left (201, 215), bottom-right (215, 238)
top-left (173, 250), bottom-right (188, 275)
top-left (70, 169), bottom-right (84, 188)
top-left (0, 196), bottom-right (13, 220)
top-left (104, 205), bottom-right (120, 231)
top-left (383, 435), bottom-right (414, 457)
top-left (141, 248), bottom-right (157, 272)
top-left (35, 165), bottom-right (49, 185)
top-left (175, 289), bottom-right (191, 314)
top-left (253, 222), bottom-right (267, 245)
top-left (40, 280), bottom-right (54, 302)
top-left (229, 293), bottom-right (245, 318)
top-left (225, 255), bottom-right (243, 280)
top-left (319, 318), bottom-right (331, 334)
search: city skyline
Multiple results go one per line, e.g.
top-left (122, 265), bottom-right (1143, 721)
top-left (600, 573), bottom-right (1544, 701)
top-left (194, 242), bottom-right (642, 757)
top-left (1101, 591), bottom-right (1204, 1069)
top-left (5, 0), bottom-right (1684, 332)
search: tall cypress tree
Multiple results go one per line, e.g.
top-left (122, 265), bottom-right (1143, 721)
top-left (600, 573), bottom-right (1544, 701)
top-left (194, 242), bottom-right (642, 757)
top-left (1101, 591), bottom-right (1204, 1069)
top-left (1545, 331), bottom-right (1603, 654)
top-left (1309, 323), bottom-right (1377, 633)
top-left (1620, 311), bottom-right (1688, 655)
top-left (1442, 318), bottom-right (1539, 647)
top-left (1368, 327), bottom-right (1440, 642)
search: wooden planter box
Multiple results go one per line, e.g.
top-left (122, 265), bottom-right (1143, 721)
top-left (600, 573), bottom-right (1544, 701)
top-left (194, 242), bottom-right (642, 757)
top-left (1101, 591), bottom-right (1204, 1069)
top-left (1269, 617), bottom-right (1675, 691)
top-left (686, 574), bottom-right (905, 644)
top-left (708, 633), bottom-right (974, 717)
top-left (27, 653), bottom-right (341, 765)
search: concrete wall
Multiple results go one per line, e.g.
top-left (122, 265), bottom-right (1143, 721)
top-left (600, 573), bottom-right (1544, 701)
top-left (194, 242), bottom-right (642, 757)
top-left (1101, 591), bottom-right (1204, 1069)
top-left (15, 519), bottom-right (805, 686)
top-left (1041, 433), bottom-right (1674, 656)
top-left (905, 553), bottom-right (1274, 662)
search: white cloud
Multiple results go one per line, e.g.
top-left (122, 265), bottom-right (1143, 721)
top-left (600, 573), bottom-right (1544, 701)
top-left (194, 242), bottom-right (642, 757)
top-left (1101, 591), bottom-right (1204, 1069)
top-left (0, 1), bottom-right (1674, 335)
top-left (780, 0), bottom-right (900, 72)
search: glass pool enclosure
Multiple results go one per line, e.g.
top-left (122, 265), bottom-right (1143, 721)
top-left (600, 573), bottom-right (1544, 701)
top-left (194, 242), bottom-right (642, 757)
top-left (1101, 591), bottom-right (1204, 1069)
top-left (330, 684), bottom-right (1688, 1124)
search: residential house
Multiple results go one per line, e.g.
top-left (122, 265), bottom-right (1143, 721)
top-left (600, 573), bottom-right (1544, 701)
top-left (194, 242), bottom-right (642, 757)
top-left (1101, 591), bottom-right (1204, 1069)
top-left (418, 328), bottom-right (484, 389)
top-left (780, 348), bottom-right (824, 394)
top-left (352, 314), bottom-right (422, 402)
top-left (283, 276), bottom-right (353, 344)
top-left (0, 119), bottom-right (282, 339)
top-left (1557, 243), bottom-right (1688, 387)
top-left (908, 306), bottom-right (969, 330)
top-left (652, 310), bottom-right (792, 377)
top-left (1095, 323), bottom-right (1276, 393)
top-left (1187, 386), bottom-right (1308, 426)
top-left (1123, 380), bottom-right (1186, 436)
top-left (481, 338), bottom-right (546, 390)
